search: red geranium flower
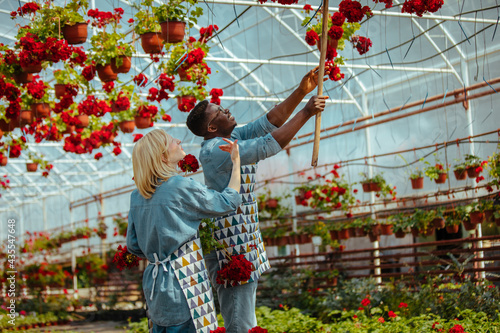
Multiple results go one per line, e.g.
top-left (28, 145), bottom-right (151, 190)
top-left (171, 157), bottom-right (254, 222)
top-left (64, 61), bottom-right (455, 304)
top-left (305, 30), bottom-right (320, 46)
top-left (178, 154), bottom-right (199, 173)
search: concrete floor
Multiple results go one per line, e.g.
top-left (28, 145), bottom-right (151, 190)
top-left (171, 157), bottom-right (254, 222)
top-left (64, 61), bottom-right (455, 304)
top-left (31, 321), bottom-right (129, 333)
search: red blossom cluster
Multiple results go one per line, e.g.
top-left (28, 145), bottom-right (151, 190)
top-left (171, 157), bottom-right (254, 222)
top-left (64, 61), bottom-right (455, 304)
top-left (133, 73), bottom-right (148, 87)
top-left (26, 76), bottom-right (47, 100)
top-left (113, 92), bottom-right (131, 111)
top-left (199, 25), bottom-right (219, 42)
top-left (0, 175), bottom-right (11, 191)
top-left (17, 33), bottom-right (47, 67)
top-left (352, 35), bottom-right (372, 55)
top-left (305, 30), bottom-right (319, 46)
top-left (328, 26), bottom-right (344, 40)
top-left (177, 96), bottom-right (197, 112)
top-left (210, 88), bottom-right (223, 105)
top-left (137, 104), bottom-right (158, 118)
top-left (10, 2), bottom-right (40, 18)
top-left (0, 75), bottom-right (21, 120)
top-left (448, 324), bottom-right (466, 333)
top-left (216, 254), bottom-right (252, 286)
top-left (148, 74), bottom-right (175, 103)
top-left (112, 245), bottom-right (141, 271)
top-left (339, 0), bottom-right (372, 23)
top-left (87, 8), bottom-right (124, 28)
top-left (44, 37), bottom-right (86, 65)
top-left (100, 123), bottom-right (117, 143)
top-left (402, 0), bottom-right (444, 17)
top-left (63, 131), bottom-right (120, 155)
top-left (103, 81), bottom-right (114, 93)
top-left (133, 134), bottom-right (143, 142)
top-left (303, 4), bottom-right (313, 12)
top-left (82, 64), bottom-right (96, 81)
top-left (53, 84), bottom-right (79, 114)
top-left (178, 154), bottom-right (199, 173)
top-left (162, 114), bottom-right (172, 122)
top-left (78, 95), bottom-right (111, 117)
top-left (325, 61), bottom-right (344, 81)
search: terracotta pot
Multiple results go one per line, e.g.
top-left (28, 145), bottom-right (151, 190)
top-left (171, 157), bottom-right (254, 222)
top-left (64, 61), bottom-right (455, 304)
top-left (395, 230), bottom-right (406, 238)
top-left (446, 225), bottom-right (459, 234)
top-left (160, 20), bottom-right (186, 43)
top-left (419, 226), bottom-right (435, 237)
top-left (484, 209), bottom-right (494, 222)
top-left (176, 95), bottom-right (196, 107)
top-left (21, 63), bottom-right (42, 73)
top-left (454, 169), bottom-right (467, 180)
top-left (140, 32), bottom-right (164, 54)
top-left (338, 228), bottom-right (350, 240)
top-left (102, 133), bottom-right (116, 144)
top-left (362, 183), bottom-right (371, 192)
top-left (469, 211), bottom-right (485, 225)
top-left (62, 22), bottom-right (88, 44)
top-left (111, 102), bottom-right (129, 113)
top-left (135, 116), bottom-right (152, 129)
top-left (316, 36), bottom-right (339, 52)
top-left (463, 219), bottom-right (476, 231)
top-left (434, 173), bottom-right (447, 184)
top-left (300, 234), bottom-right (311, 244)
top-left (432, 218), bottom-right (445, 229)
top-left (410, 227), bottom-right (419, 238)
top-left (368, 231), bottom-right (380, 242)
top-left (466, 166), bottom-right (480, 178)
top-left (54, 84), bottom-right (66, 99)
top-left (411, 177), bottom-right (424, 189)
top-left (110, 56), bottom-right (132, 74)
top-left (496, 218), bottom-right (500, 227)
top-left (371, 224), bottom-right (381, 236)
top-left (348, 227), bottom-right (356, 238)
top-left (31, 103), bottom-right (51, 118)
top-left (26, 163), bottom-right (38, 172)
top-left (12, 72), bottom-right (33, 84)
top-left (355, 227), bottom-right (367, 237)
top-left (63, 125), bottom-right (75, 134)
top-left (97, 64), bottom-right (117, 82)
top-left (0, 128), bottom-right (3, 140)
top-left (0, 118), bottom-right (18, 132)
top-left (380, 224), bottom-right (393, 236)
top-left (266, 198), bottom-right (278, 209)
top-left (329, 230), bottom-right (339, 240)
top-left (19, 110), bottom-right (33, 126)
top-left (76, 114), bottom-right (89, 128)
top-left (276, 236), bottom-right (288, 247)
top-left (370, 182), bottom-right (381, 192)
top-left (0, 156), bottom-right (7, 166)
top-left (177, 67), bottom-right (189, 81)
top-left (119, 120), bottom-right (135, 133)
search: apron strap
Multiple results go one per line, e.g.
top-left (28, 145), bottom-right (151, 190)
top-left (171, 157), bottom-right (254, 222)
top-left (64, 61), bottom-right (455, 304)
top-left (148, 253), bottom-right (170, 301)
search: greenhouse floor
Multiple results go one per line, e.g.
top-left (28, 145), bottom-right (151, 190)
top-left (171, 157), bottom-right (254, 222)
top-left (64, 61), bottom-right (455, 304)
top-left (32, 320), bottom-right (128, 332)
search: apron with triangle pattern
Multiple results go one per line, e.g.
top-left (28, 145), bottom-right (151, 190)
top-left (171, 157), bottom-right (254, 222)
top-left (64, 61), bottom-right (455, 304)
top-left (212, 163), bottom-right (271, 287)
top-left (150, 234), bottom-right (218, 333)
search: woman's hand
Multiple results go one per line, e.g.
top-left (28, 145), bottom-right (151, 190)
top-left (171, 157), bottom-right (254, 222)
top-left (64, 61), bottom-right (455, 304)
top-left (219, 138), bottom-right (240, 163)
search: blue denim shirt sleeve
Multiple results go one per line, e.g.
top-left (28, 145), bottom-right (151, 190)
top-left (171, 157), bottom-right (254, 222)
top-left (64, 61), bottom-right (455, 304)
top-left (200, 116), bottom-right (282, 192)
top-left (125, 176), bottom-right (241, 327)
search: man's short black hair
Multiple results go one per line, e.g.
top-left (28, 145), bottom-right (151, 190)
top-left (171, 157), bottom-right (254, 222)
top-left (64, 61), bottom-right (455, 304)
top-left (186, 100), bottom-right (209, 137)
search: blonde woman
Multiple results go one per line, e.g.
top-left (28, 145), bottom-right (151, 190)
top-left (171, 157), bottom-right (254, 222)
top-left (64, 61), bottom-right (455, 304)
top-left (126, 129), bottom-right (241, 333)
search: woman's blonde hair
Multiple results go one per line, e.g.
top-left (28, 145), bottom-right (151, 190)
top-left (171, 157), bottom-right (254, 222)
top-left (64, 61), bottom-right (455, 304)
top-left (132, 129), bottom-right (179, 199)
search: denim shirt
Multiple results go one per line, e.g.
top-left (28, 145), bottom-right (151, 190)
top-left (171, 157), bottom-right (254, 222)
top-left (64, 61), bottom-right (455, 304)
top-left (200, 115), bottom-right (282, 192)
top-left (126, 175), bottom-right (241, 327)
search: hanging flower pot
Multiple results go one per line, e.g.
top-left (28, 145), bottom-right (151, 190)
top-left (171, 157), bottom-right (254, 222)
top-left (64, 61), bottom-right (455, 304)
top-left (495, 217), bottom-right (500, 227)
top-left (266, 198), bottom-right (278, 209)
top-left (454, 169), bottom-right (467, 180)
top-left (434, 173), bottom-right (447, 184)
top-left (355, 227), bottom-right (367, 237)
top-left (371, 224), bottom-right (381, 236)
top-left (362, 183), bottom-right (371, 192)
top-left (110, 56), bottom-right (132, 74)
top-left (466, 166), bottom-right (480, 178)
top-left (329, 230), bottom-right (339, 240)
top-left (394, 230), bottom-right (406, 238)
top-left (97, 64), bottom-right (117, 82)
top-left (135, 116), bottom-right (151, 129)
top-left (380, 224), bottom-right (393, 236)
top-left (19, 110), bottom-right (34, 126)
top-left (0, 118), bottom-right (18, 132)
top-left (432, 218), bottom-right (445, 229)
top-left (12, 72), bottom-right (33, 84)
top-left (26, 163), bottom-right (38, 172)
top-left (368, 231), bottom-right (380, 242)
top-left (410, 227), bottom-right (419, 238)
top-left (176, 95), bottom-right (196, 108)
top-left (31, 103), bottom-right (51, 118)
top-left (348, 227), bottom-right (356, 238)
top-left (119, 120), bottom-right (135, 133)
top-left (316, 36), bottom-right (339, 52)
top-left (21, 63), bottom-right (43, 74)
top-left (410, 177), bottom-right (424, 189)
top-left (469, 211), bottom-right (484, 224)
top-left (446, 225), bottom-right (459, 234)
top-left (76, 114), bottom-right (89, 128)
top-left (140, 32), bottom-right (164, 54)
top-left (0, 156), bottom-right (7, 166)
top-left (463, 219), bottom-right (476, 231)
top-left (369, 182), bottom-right (381, 191)
top-left (338, 228), bottom-right (349, 240)
top-left (54, 84), bottom-right (66, 99)
top-left (484, 209), bottom-right (494, 222)
top-left (63, 125), bottom-right (76, 134)
top-left (102, 133), bottom-right (116, 144)
top-left (419, 226), bottom-right (435, 237)
top-left (62, 22), bottom-right (89, 45)
top-left (160, 21), bottom-right (186, 43)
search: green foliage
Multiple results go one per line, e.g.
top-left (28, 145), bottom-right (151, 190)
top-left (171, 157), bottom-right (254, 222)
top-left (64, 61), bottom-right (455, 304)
top-left (130, 0), bottom-right (161, 35)
top-left (126, 317), bottom-right (149, 333)
top-left (256, 188), bottom-right (291, 220)
top-left (359, 172), bottom-right (396, 198)
top-left (153, 0), bottom-right (203, 28)
top-left (199, 218), bottom-right (223, 255)
top-left (176, 84), bottom-right (208, 101)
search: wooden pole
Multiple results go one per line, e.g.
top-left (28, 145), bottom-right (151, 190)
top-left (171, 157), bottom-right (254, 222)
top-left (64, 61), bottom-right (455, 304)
top-left (311, 0), bottom-right (329, 166)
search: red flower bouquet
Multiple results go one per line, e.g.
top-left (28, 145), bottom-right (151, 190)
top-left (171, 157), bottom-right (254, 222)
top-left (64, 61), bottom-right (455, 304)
top-left (112, 245), bottom-right (141, 271)
top-left (216, 254), bottom-right (252, 286)
top-left (178, 154), bottom-right (200, 173)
